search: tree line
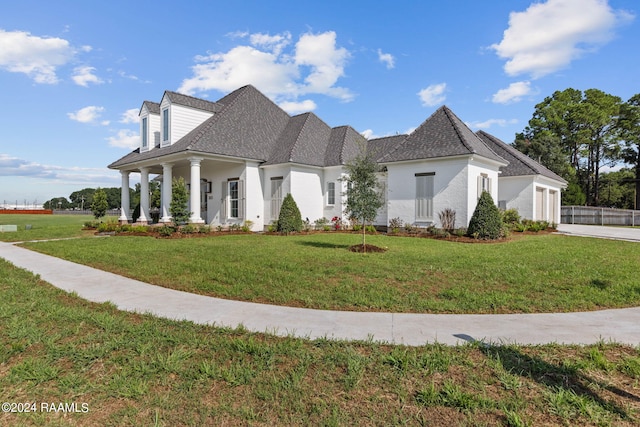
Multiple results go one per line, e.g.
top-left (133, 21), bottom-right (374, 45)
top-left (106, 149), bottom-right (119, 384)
top-left (43, 183), bottom-right (162, 211)
top-left (513, 89), bottom-right (640, 209)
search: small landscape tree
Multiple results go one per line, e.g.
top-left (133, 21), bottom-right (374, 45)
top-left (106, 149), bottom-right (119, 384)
top-left (170, 177), bottom-right (191, 225)
top-left (467, 191), bottom-right (503, 240)
top-left (277, 193), bottom-right (303, 234)
top-left (90, 188), bottom-right (109, 220)
top-left (343, 154), bottom-right (385, 252)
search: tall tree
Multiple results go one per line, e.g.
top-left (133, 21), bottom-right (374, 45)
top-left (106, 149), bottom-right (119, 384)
top-left (342, 153), bottom-right (385, 252)
top-left (618, 94), bottom-right (640, 209)
top-left (69, 188), bottom-right (96, 210)
top-left (43, 197), bottom-right (72, 210)
top-left (519, 88), bottom-right (622, 206)
top-left (579, 89), bottom-right (622, 205)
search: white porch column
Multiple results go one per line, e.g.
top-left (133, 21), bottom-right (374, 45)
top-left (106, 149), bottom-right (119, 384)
top-left (189, 157), bottom-right (204, 223)
top-left (160, 162), bottom-right (173, 223)
top-left (118, 171), bottom-right (132, 224)
top-left (139, 167), bottom-right (150, 224)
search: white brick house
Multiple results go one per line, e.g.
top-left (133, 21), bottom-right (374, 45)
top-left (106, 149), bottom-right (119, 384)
top-left (109, 85), bottom-right (567, 230)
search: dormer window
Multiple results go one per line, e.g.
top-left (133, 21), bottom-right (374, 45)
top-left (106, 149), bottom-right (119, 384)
top-left (141, 117), bottom-right (148, 148)
top-left (162, 108), bottom-right (169, 144)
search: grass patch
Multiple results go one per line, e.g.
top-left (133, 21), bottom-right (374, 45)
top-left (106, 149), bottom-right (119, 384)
top-left (22, 232), bottom-right (640, 313)
top-left (0, 214), bottom-right (95, 242)
top-left (0, 259), bottom-right (639, 426)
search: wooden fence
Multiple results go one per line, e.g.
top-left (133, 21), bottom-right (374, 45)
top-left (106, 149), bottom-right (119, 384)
top-left (561, 206), bottom-right (640, 226)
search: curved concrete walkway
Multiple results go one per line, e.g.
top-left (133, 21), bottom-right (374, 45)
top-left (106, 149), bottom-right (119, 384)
top-left (1, 238), bottom-right (639, 347)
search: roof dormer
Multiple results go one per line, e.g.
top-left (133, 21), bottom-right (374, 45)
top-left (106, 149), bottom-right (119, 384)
top-left (139, 101), bottom-right (160, 152)
top-left (159, 91), bottom-right (220, 147)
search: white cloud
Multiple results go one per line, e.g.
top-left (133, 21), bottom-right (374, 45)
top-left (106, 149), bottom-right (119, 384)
top-left (178, 30), bottom-right (353, 104)
top-left (295, 31), bottom-right (352, 101)
top-left (466, 118), bottom-right (518, 129)
top-left (418, 83), bottom-right (447, 107)
top-left (67, 106), bottom-right (106, 124)
top-left (377, 49), bottom-right (395, 69)
top-left (491, 0), bottom-right (634, 78)
top-left (278, 99), bottom-right (317, 115)
top-left (0, 29), bottom-right (79, 84)
top-left (249, 32), bottom-right (292, 55)
top-left (120, 108), bottom-right (140, 124)
top-left (0, 153), bottom-right (114, 182)
top-left (107, 129), bottom-right (139, 149)
top-left (72, 65), bottom-right (103, 87)
top-left (492, 81), bottom-right (533, 104)
top-left (361, 129), bottom-right (376, 140)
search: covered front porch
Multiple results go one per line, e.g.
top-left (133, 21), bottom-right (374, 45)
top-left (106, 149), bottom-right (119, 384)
top-left (115, 154), bottom-right (264, 230)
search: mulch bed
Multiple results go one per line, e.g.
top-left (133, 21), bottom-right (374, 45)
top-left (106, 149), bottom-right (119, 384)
top-left (348, 243), bottom-right (388, 253)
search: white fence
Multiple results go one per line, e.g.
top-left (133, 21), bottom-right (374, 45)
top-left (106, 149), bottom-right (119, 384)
top-left (561, 206), bottom-right (640, 226)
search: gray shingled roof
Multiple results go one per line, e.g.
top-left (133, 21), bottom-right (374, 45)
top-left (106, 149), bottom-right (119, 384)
top-left (265, 113), bottom-right (332, 167)
top-left (164, 91), bottom-right (221, 113)
top-left (141, 100), bottom-right (160, 115)
top-left (325, 126), bottom-right (367, 166)
top-left (109, 85), bottom-right (291, 168)
top-left (476, 131), bottom-right (567, 183)
top-left (367, 134), bottom-right (406, 162)
top-left (378, 106), bottom-right (506, 164)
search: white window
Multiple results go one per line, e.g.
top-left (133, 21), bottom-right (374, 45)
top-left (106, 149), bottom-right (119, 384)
top-left (162, 108), bottom-right (169, 143)
top-left (221, 179), bottom-right (244, 220)
top-left (327, 182), bottom-right (335, 205)
top-left (270, 177), bottom-right (283, 220)
top-left (141, 117), bottom-right (148, 148)
top-left (416, 173), bottom-right (434, 220)
top-left (229, 180), bottom-right (239, 218)
top-left (478, 174), bottom-right (491, 198)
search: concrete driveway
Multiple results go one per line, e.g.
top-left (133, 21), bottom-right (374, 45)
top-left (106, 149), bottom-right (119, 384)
top-left (557, 224), bottom-right (640, 242)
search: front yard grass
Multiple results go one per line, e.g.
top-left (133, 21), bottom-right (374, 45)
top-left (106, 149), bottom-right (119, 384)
top-left (22, 232), bottom-right (640, 314)
top-left (1, 259), bottom-right (639, 426)
top-left (0, 214), bottom-right (95, 242)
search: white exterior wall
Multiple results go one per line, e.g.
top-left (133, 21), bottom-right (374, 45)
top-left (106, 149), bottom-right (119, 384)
top-left (243, 162), bottom-right (264, 231)
top-left (290, 165), bottom-right (324, 223)
top-left (374, 172), bottom-right (388, 226)
top-left (498, 175), bottom-right (564, 223)
top-left (160, 97), bottom-right (214, 146)
top-left (466, 158), bottom-right (502, 226)
top-left (322, 166), bottom-right (345, 223)
top-left (189, 161), bottom-right (246, 227)
top-left (498, 176), bottom-right (535, 219)
top-left (140, 106), bottom-right (160, 152)
top-left (262, 165), bottom-right (291, 226)
top-left (386, 158), bottom-right (469, 228)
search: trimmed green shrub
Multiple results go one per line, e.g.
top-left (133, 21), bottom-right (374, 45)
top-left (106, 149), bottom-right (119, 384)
top-left (277, 194), bottom-right (303, 234)
top-left (501, 208), bottom-right (521, 227)
top-left (91, 188), bottom-right (109, 220)
top-left (467, 191), bottom-right (503, 240)
top-left (170, 177), bottom-right (190, 226)
top-left (158, 225), bottom-right (175, 237)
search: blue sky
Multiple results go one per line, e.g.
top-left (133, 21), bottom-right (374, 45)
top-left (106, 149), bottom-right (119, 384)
top-left (0, 0), bottom-right (638, 207)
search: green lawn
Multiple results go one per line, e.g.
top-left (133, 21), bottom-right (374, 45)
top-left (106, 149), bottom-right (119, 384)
top-left (1, 259), bottom-right (638, 426)
top-left (22, 232), bottom-right (640, 314)
top-left (0, 214), bottom-right (95, 242)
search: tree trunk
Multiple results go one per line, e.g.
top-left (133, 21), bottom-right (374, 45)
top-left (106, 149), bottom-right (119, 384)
top-left (362, 219), bottom-right (366, 253)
